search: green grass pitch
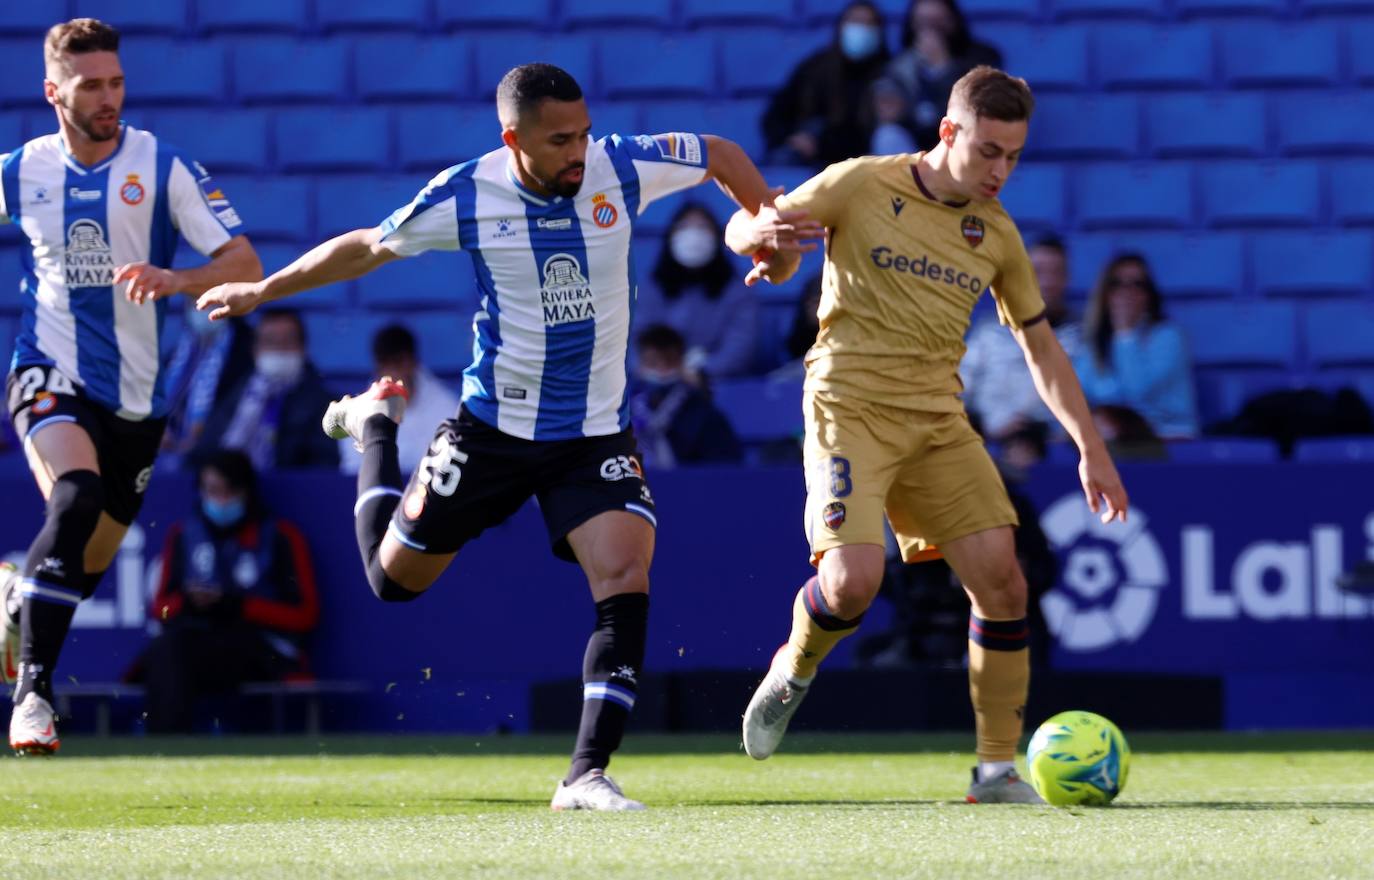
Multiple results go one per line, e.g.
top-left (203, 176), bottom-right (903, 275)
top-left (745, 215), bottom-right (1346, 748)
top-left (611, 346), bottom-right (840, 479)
top-left (1, 733), bottom-right (1370, 879)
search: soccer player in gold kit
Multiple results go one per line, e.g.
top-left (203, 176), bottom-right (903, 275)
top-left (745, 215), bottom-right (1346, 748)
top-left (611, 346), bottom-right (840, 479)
top-left (726, 66), bottom-right (1130, 803)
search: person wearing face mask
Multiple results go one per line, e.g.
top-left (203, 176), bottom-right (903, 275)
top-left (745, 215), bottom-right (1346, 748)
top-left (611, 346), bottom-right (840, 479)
top-left (135, 449), bottom-right (320, 733)
top-left (637, 203), bottom-right (759, 380)
top-left (160, 301), bottom-right (256, 466)
top-left (1073, 253), bottom-right (1199, 439)
top-left (192, 308), bottom-right (340, 470)
top-left (886, 0), bottom-right (1003, 150)
top-left (628, 324), bottom-right (742, 469)
top-left (762, 1), bottom-right (892, 168)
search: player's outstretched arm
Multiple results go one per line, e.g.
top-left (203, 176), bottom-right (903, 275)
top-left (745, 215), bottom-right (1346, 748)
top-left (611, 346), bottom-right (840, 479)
top-left (116, 235), bottom-right (264, 305)
top-left (1015, 320), bottom-right (1129, 524)
top-left (197, 228), bottom-right (400, 320)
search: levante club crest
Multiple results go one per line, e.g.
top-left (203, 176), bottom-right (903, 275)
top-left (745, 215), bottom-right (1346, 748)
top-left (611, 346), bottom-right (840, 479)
top-left (961, 215), bottom-right (985, 249)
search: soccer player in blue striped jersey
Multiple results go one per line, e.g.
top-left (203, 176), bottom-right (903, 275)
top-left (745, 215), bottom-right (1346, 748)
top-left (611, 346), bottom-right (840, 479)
top-left (0, 19), bottom-right (263, 754)
top-left (200, 64), bottom-right (819, 810)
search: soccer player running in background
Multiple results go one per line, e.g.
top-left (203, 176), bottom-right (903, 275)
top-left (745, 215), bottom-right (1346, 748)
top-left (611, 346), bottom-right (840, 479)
top-left (0, 19), bottom-right (262, 754)
top-left (727, 66), bottom-right (1129, 803)
top-left (198, 64), bottom-right (818, 810)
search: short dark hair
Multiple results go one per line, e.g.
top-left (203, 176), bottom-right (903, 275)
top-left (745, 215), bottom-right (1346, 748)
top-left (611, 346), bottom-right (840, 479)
top-left (258, 308), bottom-right (306, 346)
top-left (372, 323), bottom-right (417, 363)
top-left (45, 18), bottom-right (120, 79)
top-left (496, 63), bottom-right (583, 128)
top-left (949, 65), bottom-right (1034, 123)
top-left (1030, 234), bottom-right (1066, 257)
top-left (636, 323), bottom-right (686, 356)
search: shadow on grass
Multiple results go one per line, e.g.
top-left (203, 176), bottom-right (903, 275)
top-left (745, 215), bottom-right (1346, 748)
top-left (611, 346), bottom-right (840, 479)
top-left (40, 730), bottom-right (1374, 760)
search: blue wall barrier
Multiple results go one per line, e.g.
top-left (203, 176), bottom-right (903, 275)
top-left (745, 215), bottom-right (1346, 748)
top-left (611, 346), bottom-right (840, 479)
top-left (2, 457), bottom-right (1370, 731)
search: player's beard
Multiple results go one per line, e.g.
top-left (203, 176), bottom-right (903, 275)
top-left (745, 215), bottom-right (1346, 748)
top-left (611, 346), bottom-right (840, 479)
top-left (66, 102), bottom-right (120, 143)
top-left (546, 162), bottom-right (585, 199)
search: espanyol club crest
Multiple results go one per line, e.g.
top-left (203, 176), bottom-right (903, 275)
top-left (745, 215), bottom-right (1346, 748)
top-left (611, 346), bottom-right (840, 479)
top-left (823, 501), bottom-right (846, 530)
top-left (591, 192), bottom-right (618, 228)
top-left (120, 174), bottom-right (145, 206)
top-left (961, 214), bottom-right (985, 249)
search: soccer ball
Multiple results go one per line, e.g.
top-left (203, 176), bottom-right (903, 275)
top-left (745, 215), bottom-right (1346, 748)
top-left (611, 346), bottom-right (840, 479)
top-left (1026, 710), bottom-right (1131, 806)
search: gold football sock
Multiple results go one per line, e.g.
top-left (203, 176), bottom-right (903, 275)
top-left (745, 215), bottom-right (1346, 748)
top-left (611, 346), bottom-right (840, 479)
top-left (968, 614), bottom-right (1031, 763)
top-left (779, 575), bottom-right (864, 681)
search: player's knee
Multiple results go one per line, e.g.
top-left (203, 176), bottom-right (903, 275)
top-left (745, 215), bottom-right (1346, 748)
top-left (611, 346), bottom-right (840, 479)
top-left (969, 564), bottom-right (1028, 618)
top-left (822, 569), bottom-right (881, 620)
top-left (47, 469), bottom-right (105, 534)
top-left (593, 560), bottom-right (649, 600)
top-left (366, 554), bottom-right (425, 602)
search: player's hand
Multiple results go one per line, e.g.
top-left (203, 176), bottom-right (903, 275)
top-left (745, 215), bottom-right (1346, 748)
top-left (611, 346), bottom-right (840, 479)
top-left (748, 198), bottom-right (825, 255)
top-left (197, 281), bottom-right (265, 321)
top-left (1079, 446), bottom-right (1129, 524)
top-left (744, 247), bottom-right (796, 287)
top-left (114, 262), bottom-right (181, 304)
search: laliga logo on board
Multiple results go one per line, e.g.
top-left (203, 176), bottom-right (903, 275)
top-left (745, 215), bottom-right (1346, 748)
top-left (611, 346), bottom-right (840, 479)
top-left (1038, 495), bottom-right (1168, 652)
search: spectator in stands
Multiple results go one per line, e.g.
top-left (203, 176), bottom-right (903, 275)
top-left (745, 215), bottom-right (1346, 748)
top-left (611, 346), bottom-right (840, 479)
top-left (161, 301), bottom-right (255, 468)
top-left (138, 450), bottom-right (319, 733)
top-left (769, 273), bottom-right (825, 380)
top-left (339, 324), bottom-right (459, 476)
top-left (885, 0), bottom-right (1003, 150)
top-left (637, 203), bottom-right (759, 380)
top-left (762, 1), bottom-right (891, 168)
top-left (194, 309), bottom-right (340, 470)
top-left (869, 76), bottom-right (920, 156)
top-left (961, 235), bottom-right (1081, 443)
top-left (1074, 253), bottom-right (1200, 439)
top-left (629, 325), bottom-right (742, 468)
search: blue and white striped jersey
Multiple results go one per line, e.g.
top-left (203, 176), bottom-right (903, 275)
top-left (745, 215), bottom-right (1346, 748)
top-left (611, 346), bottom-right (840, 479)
top-left (0, 124), bottom-right (245, 420)
top-left (377, 133), bottom-right (710, 441)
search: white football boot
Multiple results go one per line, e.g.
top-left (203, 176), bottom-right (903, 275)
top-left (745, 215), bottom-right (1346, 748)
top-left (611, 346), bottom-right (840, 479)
top-left (323, 376), bottom-right (410, 451)
top-left (10, 692), bottom-right (60, 756)
top-left (550, 769), bottom-right (646, 811)
top-left (741, 649), bottom-right (811, 760)
top-left (965, 766), bottom-right (1045, 804)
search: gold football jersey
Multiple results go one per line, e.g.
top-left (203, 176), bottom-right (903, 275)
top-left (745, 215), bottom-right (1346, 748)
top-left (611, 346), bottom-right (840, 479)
top-left (777, 153), bottom-right (1045, 412)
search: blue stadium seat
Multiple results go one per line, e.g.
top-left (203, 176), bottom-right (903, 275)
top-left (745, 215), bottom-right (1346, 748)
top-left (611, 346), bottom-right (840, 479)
top-left (306, 312), bottom-right (388, 375)
top-left (397, 104), bottom-right (500, 171)
top-left (1175, 0), bottom-right (1287, 16)
top-left (0, 1), bottom-right (69, 36)
top-left (407, 312), bottom-right (476, 374)
top-left (1049, 0), bottom-right (1165, 19)
top-left (0, 315), bottom-right (12, 367)
top-left (1171, 300), bottom-right (1298, 366)
top-left (1146, 94), bottom-right (1267, 158)
top-left (150, 110), bottom-right (270, 173)
top-left (1026, 96), bottom-right (1139, 159)
top-left (1200, 161), bottom-right (1322, 227)
top-left (276, 109), bottom-right (391, 172)
top-left (602, 32), bottom-right (718, 98)
top-left (196, 0), bottom-right (310, 33)
top-left (315, 176), bottom-right (429, 240)
top-left (1309, 368), bottom-right (1374, 408)
top-left (960, 0), bottom-right (1045, 19)
top-left (0, 241), bottom-right (23, 314)
top-left (1128, 232), bottom-right (1246, 297)
top-left (1075, 163), bottom-right (1193, 229)
top-left (719, 28), bottom-right (825, 97)
top-left (683, 0), bottom-right (797, 25)
top-left (1293, 437), bottom-right (1374, 462)
top-left (317, 0), bottom-right (428, 31)
top-left (1221, 22), bottom-right (1341, 87)
top-left (631, 234), bottom-right (665, 294)
top-left (254, 244), bottom-right (351, 310)
top-left (73, 0), bottom-right (188, 34)
top-left (640, 99), bottom-right (766, 160)
top-left (1166, 438), bottom-right (1280, 463)
top-left (233, 39), bottom-right (349, 104)
top-left (0, 106), bottom-right (23, 149)
top-left (998, 163), bottom-right (1067, 230)
top-left (713, 376), bottom-right (805, 444)
top-left (1061, 233), bottom-right (1121, 298)
top-left (757, 165), bottom-right (818, 200)
top-left (356, 253), bottom-right (479, 310)
top-left (1304, 301), bottom-right (1374, 367)
top-left (1252, 231), bottom-right (1373, 297)
top-left (474, 33), bottom-right (597, 97)
top-left (977, 25), bottom-right (1089, 91)
top-left (561, 0), bottom-right (674, 28)
top-left (0, 40), bottom-right (46, 107)
top-left (214, 176), bottom-right (311, 242)
top-left (1331, 161), bottom-right (1374, 226)
top-left (1193, 367), bottom-right (1300, 424)
top-left (1353, 22), bottom-right (1374, 85)
top-left (592, 104), bottom-right (645, 141)
top-left (1276, 93), bottom-right (1374, 155)
top-left (435, 0), bottom-right (554, 28)
top-left (355, 36), bottom-right (473, 103)
top-left (1296, 0), bottom-right (1374, 13)
top-left (1093, 24), bottom-right (1213, 90)
top-left (118, 38), bottom-right (227, 105)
